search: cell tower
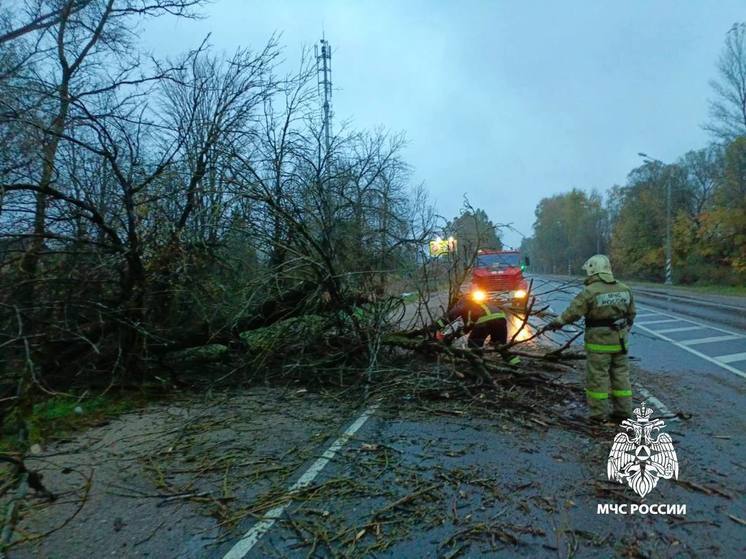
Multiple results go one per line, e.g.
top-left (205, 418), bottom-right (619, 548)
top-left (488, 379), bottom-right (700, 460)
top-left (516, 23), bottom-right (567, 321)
top-left (315, 38), bottom-right (333, 153)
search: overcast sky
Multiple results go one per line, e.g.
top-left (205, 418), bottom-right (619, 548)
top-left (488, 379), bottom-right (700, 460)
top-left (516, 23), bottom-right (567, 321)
top-left (143, 1), bottom-right (744, 248)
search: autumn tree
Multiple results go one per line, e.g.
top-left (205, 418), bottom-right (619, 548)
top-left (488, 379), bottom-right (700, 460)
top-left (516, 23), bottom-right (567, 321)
top-left (529, 189), bottom-right (606, 274)
top-left (705, 23), bottom-right (746, 140)
top-left (446, 208), bottom-right (502, 254)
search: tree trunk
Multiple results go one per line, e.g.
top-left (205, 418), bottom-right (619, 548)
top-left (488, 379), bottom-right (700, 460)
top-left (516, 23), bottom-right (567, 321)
top-left (16, 79), bottom-right (71, 334)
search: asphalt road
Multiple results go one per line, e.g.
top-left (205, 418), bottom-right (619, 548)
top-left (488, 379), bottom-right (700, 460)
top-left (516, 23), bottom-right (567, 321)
top-left (211, 275), bottom-right (746, 558)
top-left (11, 277), bottom-right (746, 558)
top-left (629, 285), bottom-right (746, 332)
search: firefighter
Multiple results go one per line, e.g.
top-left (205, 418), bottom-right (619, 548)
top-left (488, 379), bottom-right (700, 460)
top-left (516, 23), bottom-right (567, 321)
top-left (446, 290), bottom-right (508, 348)
top-left (547, 254), bottom-right (635, 422)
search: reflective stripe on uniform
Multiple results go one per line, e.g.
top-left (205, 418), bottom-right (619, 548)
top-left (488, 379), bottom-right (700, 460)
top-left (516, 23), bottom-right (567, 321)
top-left (475, 303), bottom-right (506, 325)
top-left (586, 389), bottom-right (609, 400)
top-left (585, 342), bottom-right (623, 353)
top-left (612, 389), bottom-right (632, 398)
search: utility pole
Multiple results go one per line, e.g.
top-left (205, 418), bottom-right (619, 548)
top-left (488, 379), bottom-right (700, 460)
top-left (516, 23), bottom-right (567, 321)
top-left (315, 38), bottom-right (333, 154)
top-left (315, 36), bottom-right (335, 273)
top-left (638, 152), bottom-right (673, 285)
top-left (665, 170), bottom-right (672, 285)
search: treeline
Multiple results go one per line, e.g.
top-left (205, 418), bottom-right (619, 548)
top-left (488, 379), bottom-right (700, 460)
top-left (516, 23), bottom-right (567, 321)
top-left (524, 25), bottom-right (746, 285)
top-left (0, 1), bottom-right (436, 395)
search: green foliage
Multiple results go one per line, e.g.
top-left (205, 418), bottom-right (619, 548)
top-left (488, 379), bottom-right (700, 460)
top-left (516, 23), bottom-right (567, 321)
top-left (529, 189), bottom-right (605, 274)
top-left (527, 136), bottom-right (746, 286)
top-left (720, 136), bottom-right (746, 206)
top-left (163, 344), bottom-right (229, 366)
top-left (671, 138), bottom-right (746, 283)
top-left (610, 171), bottom-right (668, 280)
top-left (240, 314), bottom-right (331, 358)
top-left (1, 393), bottom-right (145, 452)
top-left (446, 208), bottom-right (502, 254)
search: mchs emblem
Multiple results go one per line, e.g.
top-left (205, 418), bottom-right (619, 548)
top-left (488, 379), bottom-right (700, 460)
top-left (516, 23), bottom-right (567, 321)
top-left (607, 403), bottom-right (679, 498)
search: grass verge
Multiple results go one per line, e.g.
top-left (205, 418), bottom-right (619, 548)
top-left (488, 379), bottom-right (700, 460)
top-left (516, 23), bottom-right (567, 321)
top-left (1, 390), bottom-right (153, 454)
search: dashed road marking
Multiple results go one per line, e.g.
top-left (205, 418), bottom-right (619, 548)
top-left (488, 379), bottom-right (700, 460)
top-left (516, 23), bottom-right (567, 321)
top-left (680, 335), bottom-right (742, 346)
top-left (637, 318), bottom-right (680, 326)
top-left (222, 404), bottom-right (379, 559)
top-left (716, 351), bottom-right (746, 364)
top-left (633, 321), bottom-right (746, 380)
top-left (636, 304), bottom-right (742, 337)
top-left (633, 303), bottom-right (746, 379)
top-left (655, 326), bottom-right (703, 334)
top-left (635, 385), bottom-right (675, 420)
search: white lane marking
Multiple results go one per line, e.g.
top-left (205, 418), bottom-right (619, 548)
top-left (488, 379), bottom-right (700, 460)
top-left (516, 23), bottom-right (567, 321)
top-left (635, 385), bottom-right (675, 421)
top-left (633, 322), bottom-right (746, 380)
top-left (222, 405), bottom-right (379, 559)
top-left (655, 326), bottom-right (704, 334)
top-left (636, 318), bottom-right (681, 326)
top-left (716, 351), bottom-right (746, 364)
top-left (635, 313), bottom-right (658, 318)
top-left (680, 335), bottom-right (742, 346)
top-left (636, 304), bottom-right (742, 336)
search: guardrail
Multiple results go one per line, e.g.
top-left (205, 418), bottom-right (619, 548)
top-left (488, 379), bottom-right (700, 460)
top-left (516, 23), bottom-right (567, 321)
top-left (632, 287), bottom-right (746, 313)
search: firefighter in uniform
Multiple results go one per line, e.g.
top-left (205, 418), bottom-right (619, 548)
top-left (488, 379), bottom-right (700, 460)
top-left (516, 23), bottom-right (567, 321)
top-left (436, 290), bottom-right (521, 365)
top-left (548, 255), bottom-right (635, 421)
top-left (445, 291), bottom-right (508, 348)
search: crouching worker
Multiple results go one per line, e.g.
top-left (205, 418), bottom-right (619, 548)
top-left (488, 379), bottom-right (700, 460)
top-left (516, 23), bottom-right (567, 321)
top-left (445, 290), bottom-right (508, 348)
top-left (440, 290), bottom-right (520, 365)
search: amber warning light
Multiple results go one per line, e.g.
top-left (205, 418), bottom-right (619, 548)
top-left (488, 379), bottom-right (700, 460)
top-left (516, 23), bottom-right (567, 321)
top-left (470, 289), bottom-right (487, 302)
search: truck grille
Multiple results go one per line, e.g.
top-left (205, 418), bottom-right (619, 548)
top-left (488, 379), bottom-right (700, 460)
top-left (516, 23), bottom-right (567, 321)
top-left (477, 276), bottom-right (515, 292)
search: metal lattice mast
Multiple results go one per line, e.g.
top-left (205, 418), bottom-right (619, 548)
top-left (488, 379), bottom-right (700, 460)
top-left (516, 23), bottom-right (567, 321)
top-left (315, 38), bottom-right (332, 153)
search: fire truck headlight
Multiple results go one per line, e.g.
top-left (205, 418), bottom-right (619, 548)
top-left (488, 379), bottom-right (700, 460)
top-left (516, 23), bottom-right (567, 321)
top-left (471, 289), bottom-right (487, 302)
top-left (514, 289), bottom-right (527, 299)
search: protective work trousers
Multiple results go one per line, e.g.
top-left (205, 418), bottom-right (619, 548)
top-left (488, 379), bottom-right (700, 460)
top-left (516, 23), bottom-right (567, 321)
top-left (585, 352), bottom-right (632, 419)
top-left (468, 318), bottom-right (508, 348)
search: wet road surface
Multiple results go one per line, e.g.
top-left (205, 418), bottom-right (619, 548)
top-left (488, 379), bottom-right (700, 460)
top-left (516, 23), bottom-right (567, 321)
top-left (9, 277), bottom-right (746, 558)
top-left (212, 276), bottom-right (745, 558)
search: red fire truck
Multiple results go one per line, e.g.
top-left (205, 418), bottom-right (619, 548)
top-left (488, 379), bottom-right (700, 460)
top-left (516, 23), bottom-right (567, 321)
top-left (469, 249), bottom-right (530, 308)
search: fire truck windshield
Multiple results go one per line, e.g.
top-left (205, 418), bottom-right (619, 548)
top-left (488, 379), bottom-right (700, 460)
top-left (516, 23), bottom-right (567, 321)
top-left (476, 253), bottom-right (520, 268)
